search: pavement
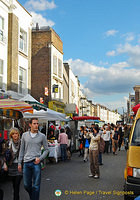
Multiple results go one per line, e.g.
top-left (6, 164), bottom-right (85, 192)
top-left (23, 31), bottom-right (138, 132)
top-left (1, 149), bottom-right (127, 200)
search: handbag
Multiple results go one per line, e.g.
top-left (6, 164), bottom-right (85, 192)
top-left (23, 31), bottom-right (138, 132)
top-left (85, 139), bottom-right (89, 148)
top-left (79, 143), bottom-right (83, 150)
top-left (5, 148), bottom-right (12, 163)
top-left (98, 137), bottom-right (105, 153)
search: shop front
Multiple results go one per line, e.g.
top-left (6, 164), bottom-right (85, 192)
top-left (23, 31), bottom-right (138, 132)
top-left (48, 100), bottom-right (65, 113)
top-left (64, 103), bottom-right (79, 118)
top-left (0, 118), bottom-right (12, 139)
top-left (0, 109), bottom-right (24, 139)
top-left (69, 116), bottom-right (100, 151)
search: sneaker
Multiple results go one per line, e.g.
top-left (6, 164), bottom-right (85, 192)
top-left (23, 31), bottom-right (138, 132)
top-left (94, 174), bottom-right (99, 179)
top-left (88, 174), bottom-right (93, 178)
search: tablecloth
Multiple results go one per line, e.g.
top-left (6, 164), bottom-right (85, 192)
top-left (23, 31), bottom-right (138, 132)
top-left (48, 144), bottom-right (61, 163)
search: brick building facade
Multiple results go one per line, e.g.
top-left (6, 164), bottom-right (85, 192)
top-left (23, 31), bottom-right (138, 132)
top-left (133, 85), bottom-right (140, 105)
top-left (32, 26), bottom-right (65, 112)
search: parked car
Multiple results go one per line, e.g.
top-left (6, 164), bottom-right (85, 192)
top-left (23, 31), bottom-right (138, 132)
top-left (124, 108), bottom-right (140, 200)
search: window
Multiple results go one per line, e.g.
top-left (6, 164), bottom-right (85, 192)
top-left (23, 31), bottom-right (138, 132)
top-left (19, 28), bottom-right (27, 53)
top-left (0, 16), bottom-right (4, 42)
top-left (71, 80), bottom-right (75, 96)
top-left (53, 55), bottom-right (57, 75)
top-left (59, 87), bottom-right (61, 99)
top-left (0, 60), bottom-right (3, 89)
top-left (58, 59), bottom-right (62, 78)
top-left (19, 67), bottom-right (27, 94)
top-left (132, 119), bottom-right (140, 145)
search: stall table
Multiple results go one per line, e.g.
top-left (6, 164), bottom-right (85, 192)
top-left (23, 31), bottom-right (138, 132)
top-left (48, 143), bottom-right (61, 163)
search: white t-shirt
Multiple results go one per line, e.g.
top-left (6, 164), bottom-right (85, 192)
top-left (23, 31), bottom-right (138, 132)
top-left (30, 132), bottom-right (37, 138)
top-left (102, 131), bottom-right (110, 141)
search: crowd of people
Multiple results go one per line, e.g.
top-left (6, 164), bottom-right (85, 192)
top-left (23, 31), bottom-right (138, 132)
top-left (0, 118), bottom-right (131, 200)
top-left (78, 123), bottom-right (131, 179)
top-left (0, 118), bottom-right (73, 200)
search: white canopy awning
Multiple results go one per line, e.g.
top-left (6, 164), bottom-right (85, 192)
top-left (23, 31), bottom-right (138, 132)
top-left (19, 94), bottom-right (38, 102)
top-left (19, 94), bottom-right (47, 110)
top-left (23, 109), bottom-right (66, 121)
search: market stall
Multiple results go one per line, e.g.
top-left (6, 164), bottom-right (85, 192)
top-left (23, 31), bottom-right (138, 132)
top-left (0, 99), bottom-right (33, 139)
top-left (23, 109), bottom-right (66, 121)
top-left (48, 141), bottom-right (61, 163)
top-left (23, 109), bottom-right (66, 162)
top-left (70, 116), bottom-right (100, 151)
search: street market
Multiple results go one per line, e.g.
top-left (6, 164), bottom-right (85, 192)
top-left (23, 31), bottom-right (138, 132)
top-left (0, 1), bottom-right (140, 199)
top-left (0, 98), bottom-right (69, 165)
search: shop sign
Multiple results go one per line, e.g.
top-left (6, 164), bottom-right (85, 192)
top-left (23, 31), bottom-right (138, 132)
top-left (40, 97), bottom-right (44, 104)
top-left (53, 85), bottom-right (58, 93)
top-left (44, 87), bottom-right (48, 96)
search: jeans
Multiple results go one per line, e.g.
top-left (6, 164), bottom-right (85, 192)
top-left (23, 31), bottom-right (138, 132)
top-left (104, 141), bottom-right (109, 153)
top-left (109, 139), bottom-right (112, 153)
top-left (60, 144), bottom-right (67, 161)
top-left (98, 152), bottom-right (102, 164)
top-left (23, 161), bottom-right (41, 200)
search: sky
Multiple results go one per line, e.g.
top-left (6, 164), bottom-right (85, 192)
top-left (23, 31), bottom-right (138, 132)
top-left (18, 0), bottom-right (140, 113)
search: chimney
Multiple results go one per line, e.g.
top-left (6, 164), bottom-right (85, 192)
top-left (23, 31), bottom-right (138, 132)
top-left (36, 23), bottom-right (39, 30)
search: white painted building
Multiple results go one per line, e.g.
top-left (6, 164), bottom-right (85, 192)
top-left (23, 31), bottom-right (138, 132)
top-left (79, 89), bottom-right (90, 116)
top-left (108, 110), bottom-right (114, 124)
top-left (69, 67), bottom-right (79, 107)
top-left (101, 107), bottom-right (107, 122)
top-left (86, 100), bottom-right (91, 116)
top-left (0, 0), bottom-right (9, 91)
top-left (51, 45), bottom-right (63, 101)
top-left (97, 104), bottom-right (121, 124)
top-left (0, 0), bottom-right (32, 99)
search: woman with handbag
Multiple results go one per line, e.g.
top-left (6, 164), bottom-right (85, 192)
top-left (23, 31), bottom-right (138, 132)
top-left (7, 128), bottom-right (22, 200)
top-left (83, 129), bottom-right (90, 162)
top-left (0, 138), bottom-right (8, 200)
top-left (78, 126), bottom-right (84, 157)
top-left (88, 126), bottom-right (100, 179)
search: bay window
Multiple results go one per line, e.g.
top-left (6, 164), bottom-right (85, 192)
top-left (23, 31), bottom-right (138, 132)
top-left (0, 16), bottom-right (4, 42)
top-left (19, 28), bottom-right (27, 53)
top-left (53, 55), bottom-right (57, 75)
top-left (58, 59), bottom-right (62, 78)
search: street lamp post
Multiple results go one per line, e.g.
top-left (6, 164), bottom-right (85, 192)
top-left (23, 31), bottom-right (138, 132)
top-left (122, 107), bottom-right (124, 124)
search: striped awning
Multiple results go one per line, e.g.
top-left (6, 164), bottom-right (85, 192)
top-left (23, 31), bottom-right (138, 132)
top-left (0, 109), bottom-right (23, 119)
top-left (0, 99), bottom-right (33, 119)
top-left (72, 116), bottom-right (100, 121)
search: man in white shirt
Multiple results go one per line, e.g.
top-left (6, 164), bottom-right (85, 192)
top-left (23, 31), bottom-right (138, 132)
top-left (102, 126), bottom-right (110, 153)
